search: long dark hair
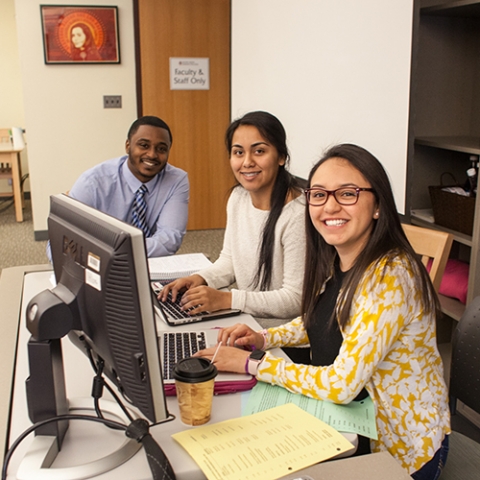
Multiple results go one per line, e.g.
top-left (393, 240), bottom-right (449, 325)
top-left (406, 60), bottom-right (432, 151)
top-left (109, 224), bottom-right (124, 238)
top-left (302, 143), bottom-right (439, 329)
top-left (225, 111), bottom-right (302, 290)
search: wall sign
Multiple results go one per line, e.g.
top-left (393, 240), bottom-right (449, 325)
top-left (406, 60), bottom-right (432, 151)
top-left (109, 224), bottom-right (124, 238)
top-left (169, 58), bottom-right (210, 90)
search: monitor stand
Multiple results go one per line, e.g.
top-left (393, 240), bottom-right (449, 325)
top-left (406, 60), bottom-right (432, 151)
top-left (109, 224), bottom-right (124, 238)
top-left (16, 397), bottom-right (141, 480)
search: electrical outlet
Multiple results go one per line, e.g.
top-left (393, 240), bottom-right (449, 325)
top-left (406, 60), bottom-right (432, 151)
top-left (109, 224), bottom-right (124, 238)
top-left (103, 95), bottom-right (122, 108)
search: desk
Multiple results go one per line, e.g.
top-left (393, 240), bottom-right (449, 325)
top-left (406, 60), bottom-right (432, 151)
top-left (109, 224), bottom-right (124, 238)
top-left (279, 451), bottom-right (411, 480)
top-left (1, 266), bottom-right (358, 480)
top-left (0, 143), bottom-right (25, 222)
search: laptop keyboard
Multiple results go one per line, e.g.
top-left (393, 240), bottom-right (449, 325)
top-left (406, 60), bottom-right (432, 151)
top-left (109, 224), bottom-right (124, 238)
top-left (162, 331), bottom-right (207, 380)
top-left (152, 282), bottom-right (207, 320)
top-left (161, 290), bottom-right (199, 319)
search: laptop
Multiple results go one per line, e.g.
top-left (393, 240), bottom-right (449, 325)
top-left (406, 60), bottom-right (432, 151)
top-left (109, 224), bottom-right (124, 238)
top-left (158, 326), bottom-right (256, 395)
top-left (151, 280), bottom-right (241, 326)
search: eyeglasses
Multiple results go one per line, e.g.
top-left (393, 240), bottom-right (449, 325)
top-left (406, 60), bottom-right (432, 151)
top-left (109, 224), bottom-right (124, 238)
top-left (304, 187), bottom-right (376, 206)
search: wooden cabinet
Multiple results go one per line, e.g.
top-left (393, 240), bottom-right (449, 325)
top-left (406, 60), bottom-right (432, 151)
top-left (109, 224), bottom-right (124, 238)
top-left (407, 0), bottom-right (480, 321)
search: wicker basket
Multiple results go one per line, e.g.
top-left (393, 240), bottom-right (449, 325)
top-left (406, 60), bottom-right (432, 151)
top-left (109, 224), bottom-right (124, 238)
top-left (428, 184), bottom-right (475, 235)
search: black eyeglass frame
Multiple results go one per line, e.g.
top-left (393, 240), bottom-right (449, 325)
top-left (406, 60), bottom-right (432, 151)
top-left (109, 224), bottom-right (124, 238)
top-left (304, 187), bottom-right (376, 206)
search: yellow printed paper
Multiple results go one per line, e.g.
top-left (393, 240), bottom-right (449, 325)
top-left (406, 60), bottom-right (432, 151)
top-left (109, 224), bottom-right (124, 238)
top-left (172, 403), bottom-right (355, 480)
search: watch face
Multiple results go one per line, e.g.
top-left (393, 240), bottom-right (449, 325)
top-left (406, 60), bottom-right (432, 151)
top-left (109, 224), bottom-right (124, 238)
top-left (250, 349), bottom-right (266, 361)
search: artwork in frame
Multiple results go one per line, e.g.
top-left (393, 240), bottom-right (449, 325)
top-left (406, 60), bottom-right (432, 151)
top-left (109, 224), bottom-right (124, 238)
top-left (40, 5), bottom-right (120, 64)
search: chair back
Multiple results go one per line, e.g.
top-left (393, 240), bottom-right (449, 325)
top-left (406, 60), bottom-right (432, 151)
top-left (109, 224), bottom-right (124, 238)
top-left (402, 223), bottom-right (453, 293)
top-left (449, 296), bottom-right (480, 415)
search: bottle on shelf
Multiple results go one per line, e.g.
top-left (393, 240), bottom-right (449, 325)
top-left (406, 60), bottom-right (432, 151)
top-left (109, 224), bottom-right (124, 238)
top-left (466, 155), bottom-right (478, 197)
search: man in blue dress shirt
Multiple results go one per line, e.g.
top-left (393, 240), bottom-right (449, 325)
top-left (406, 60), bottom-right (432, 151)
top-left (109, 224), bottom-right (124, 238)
top-left (68, 116), bottom-right (189, 257)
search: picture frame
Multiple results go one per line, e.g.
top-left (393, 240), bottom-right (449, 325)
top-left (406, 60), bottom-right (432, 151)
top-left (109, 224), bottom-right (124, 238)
top-left (40, 5), bottom-right (120, 64)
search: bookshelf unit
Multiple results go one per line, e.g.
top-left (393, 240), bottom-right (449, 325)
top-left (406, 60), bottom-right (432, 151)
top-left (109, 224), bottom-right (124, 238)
top-left (407, 0), bottom-right (480, 321)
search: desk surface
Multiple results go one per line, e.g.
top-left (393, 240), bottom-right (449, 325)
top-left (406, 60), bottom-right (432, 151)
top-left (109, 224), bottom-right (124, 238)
top-left (279, 451), bottom-right (411, 480)
top-left (1, 266), bottom-right (361, 480)
top-left (0, 144), bottom-right (23, 153)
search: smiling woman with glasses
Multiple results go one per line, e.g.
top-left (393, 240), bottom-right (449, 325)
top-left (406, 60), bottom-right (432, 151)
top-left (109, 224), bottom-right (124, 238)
top-left (196, 143), bottom-right (450, 480)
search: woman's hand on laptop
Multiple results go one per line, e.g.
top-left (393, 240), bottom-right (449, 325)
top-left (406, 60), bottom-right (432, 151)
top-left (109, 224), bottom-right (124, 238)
top-left (216, 324), bottom-right (264, 351)
top-left (179, 286), bottom-right (232, 314)
top-left (194, 345), bottom-right (250, 374)
top-left (159, 274), bottom-right (206, 303)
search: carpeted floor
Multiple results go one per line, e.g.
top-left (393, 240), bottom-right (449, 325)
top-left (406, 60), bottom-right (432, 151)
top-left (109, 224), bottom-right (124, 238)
top-left (0, 197), bottom-right (225, 274)
top-left (0, 198), bottom-right (49, 271)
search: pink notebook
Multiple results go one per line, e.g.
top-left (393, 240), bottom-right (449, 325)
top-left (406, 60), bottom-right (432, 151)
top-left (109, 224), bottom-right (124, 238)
top-left (164, 377), bottom-right (257, 396)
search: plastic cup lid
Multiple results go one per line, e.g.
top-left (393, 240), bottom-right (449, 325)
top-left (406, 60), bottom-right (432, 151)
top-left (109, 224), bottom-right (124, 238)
top-left (172, 357), bottom-right (218, 383)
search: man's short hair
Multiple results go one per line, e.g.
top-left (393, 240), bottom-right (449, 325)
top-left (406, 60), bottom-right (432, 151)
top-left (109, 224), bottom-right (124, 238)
top-left (127, 116), bottom-right (173, 144)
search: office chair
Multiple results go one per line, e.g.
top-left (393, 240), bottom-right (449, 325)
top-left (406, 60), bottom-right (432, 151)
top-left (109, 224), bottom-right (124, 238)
top-left (401, 223), bottom-right (453, 294)
top-left (440, 296), bottom-right (480, 479)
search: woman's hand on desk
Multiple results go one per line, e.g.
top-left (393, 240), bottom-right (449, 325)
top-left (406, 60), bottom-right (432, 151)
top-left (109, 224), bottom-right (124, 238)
top-left (216, 323), bottom-right (265, 351)
top-left (179, 286), bottom-right (232, 314)
top-left (197, 324), bottom-right (266, 373)
top-left (159, 274), bottom-right (206, 302)
top-left (195, 345), bottom-right (250, 374)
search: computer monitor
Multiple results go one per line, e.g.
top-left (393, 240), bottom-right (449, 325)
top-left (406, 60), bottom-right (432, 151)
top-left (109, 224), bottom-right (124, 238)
top-left (27, 193), bottom-right (168, 424)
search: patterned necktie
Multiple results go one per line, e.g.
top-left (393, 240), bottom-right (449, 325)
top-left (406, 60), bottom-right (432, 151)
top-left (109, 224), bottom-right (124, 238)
top-left (131, 184), bottom-right (152, 237)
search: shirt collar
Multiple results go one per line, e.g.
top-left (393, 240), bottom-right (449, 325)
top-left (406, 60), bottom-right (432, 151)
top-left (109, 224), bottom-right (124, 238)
top-left (122, 156), bottom-right (163, 194)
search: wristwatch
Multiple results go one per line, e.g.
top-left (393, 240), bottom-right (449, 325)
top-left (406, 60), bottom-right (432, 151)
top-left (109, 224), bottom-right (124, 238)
top-left (246, 349), bottom-right (266, 376)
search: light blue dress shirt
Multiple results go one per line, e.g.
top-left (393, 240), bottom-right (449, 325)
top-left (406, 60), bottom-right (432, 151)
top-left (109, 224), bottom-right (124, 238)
top-left (68, 155), bottom-right (189, 257)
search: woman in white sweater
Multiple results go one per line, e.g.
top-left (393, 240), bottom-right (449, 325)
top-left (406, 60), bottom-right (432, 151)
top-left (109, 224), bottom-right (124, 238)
top-left (160, 111), bottom-right (306, 328)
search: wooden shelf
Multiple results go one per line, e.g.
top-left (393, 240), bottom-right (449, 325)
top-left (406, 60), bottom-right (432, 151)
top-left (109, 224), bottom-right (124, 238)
top-left (415, 136), bottom-right (480, 155)
top-left (438, 293), bottom-right (465, 321)
top-left (421, 1), bottom-right (480, 17)
top-left (410, 214), bottom-right (473, 247)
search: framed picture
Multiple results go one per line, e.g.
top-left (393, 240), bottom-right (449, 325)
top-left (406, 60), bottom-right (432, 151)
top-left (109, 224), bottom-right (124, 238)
top-left (40, 5), bottom-right (120, 64)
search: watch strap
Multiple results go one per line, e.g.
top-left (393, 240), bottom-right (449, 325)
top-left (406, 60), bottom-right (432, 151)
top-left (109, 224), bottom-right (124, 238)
top-left (247, 357), bottom-right (260, 376)
top-left (246, 351), bottom-right (266, 376)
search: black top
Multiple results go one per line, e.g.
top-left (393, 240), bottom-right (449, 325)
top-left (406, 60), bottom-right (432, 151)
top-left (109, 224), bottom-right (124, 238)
top-left (306, 260), bottom-right (368, 402)
top-left (306, 262), bottom-right (345, 367)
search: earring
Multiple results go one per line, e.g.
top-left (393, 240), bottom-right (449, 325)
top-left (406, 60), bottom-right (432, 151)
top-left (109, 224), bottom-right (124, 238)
top-left (374, 211), bottom-right (379, 218)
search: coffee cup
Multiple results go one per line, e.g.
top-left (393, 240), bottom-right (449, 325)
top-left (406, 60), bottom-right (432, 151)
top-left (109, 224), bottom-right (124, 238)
top-left (173, 357), bottom-right (217, 426)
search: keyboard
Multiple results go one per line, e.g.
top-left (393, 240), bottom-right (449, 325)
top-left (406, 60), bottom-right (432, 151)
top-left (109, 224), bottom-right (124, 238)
top-left (162, 331), bottom-right (207, 380)
top-left (152, 282), bottom-right (207, 320)
top-left (161, 289), bottom-right (205, 319)
top-left (151, 281), bottom-right (241, 326)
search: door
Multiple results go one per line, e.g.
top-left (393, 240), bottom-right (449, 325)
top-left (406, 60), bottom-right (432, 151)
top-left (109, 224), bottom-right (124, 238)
top-left (135, 0), bottom-right (233, 230)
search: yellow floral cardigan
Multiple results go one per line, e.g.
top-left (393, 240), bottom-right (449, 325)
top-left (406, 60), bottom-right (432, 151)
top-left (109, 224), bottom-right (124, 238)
top-left (256, 254), bottom-right (451, 474)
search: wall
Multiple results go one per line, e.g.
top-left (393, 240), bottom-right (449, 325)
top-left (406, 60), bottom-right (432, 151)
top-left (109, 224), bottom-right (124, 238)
top-left (231, 0), bottom-right (414, 214)
top-left (0, 0), bottom-right (28, 193)
top-left (9, 0), bottom-right (414, 236)
top-left (14, 0), bottom-right (137, 236)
